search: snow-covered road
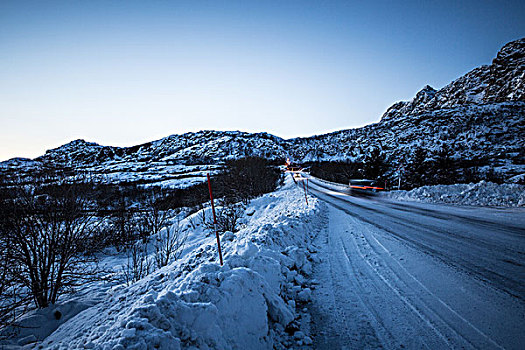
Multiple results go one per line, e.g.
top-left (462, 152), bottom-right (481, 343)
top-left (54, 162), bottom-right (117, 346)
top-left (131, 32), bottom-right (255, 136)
top-left (304, 176), bottom-right (525, 349)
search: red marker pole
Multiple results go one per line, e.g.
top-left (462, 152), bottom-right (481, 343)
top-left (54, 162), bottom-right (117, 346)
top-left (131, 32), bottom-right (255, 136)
top-left (302, 180), bottom-right (308, 206)
top-left (207, 173), bottom-right (223, 266)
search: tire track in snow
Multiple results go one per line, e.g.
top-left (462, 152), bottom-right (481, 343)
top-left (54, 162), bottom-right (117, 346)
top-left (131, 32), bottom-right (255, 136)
top-left (329, 232), bottom-right (395, 349)
top-left (307, 181), bottom-right (525, 301)
top-left (311, 210), bottom-right (388, 349)
top-left (364, 230), bottom-right (506, 349)
top-left (349, 219), bottom-right (504, 349)
top-left (304, 178), bottom-right (524, 349)
top-left (337, 221), bottom-right (449, 349)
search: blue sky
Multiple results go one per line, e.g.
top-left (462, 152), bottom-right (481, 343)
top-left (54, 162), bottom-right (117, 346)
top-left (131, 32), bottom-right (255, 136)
top-left (1, 0), bottom-right (524, 160)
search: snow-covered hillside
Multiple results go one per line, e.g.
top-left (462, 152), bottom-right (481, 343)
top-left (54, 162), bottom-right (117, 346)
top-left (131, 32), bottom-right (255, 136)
top-left (291, 37), bottom-right (524, 175)
top-left (9, 177), bottom-right (322, 349)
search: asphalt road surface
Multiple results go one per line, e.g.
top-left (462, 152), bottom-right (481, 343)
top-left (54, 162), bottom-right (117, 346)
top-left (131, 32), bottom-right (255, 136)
top-left (302, 175), bottom-right (525, 349)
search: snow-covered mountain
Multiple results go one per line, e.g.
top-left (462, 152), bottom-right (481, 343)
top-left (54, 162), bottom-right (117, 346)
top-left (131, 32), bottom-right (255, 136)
top-left (2, 38), bottom-right (524, 185)
top-left (292, 38), bottom-right (524, 174)
top-left (381, 38), bottom-right (524, 121)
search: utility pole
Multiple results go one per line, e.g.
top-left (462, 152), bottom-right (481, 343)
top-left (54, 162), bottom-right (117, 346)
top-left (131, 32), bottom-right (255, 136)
top-left (397, 164), bottom-right (404, 190)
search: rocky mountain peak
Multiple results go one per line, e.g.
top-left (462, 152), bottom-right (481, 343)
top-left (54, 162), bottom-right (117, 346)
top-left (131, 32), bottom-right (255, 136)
top-left (380, 38), bottom-right (524, 123)
top-left (493, 37), bottom-right (525, 65)
top-left (418, 85), bottom-right (437, 96)
top-left (413, 85), bottom-right (437, 105)
top-left (37, 139), bottom-right (120, 166)
top-left (484, 37), bottom-right (524, 103)
top-left (43, 139), bottom-right (101, 154)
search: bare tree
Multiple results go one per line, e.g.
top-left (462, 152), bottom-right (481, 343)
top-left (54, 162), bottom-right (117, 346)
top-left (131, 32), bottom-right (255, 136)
top-left (0, 242), bottom-right (28, 335)
top-left (137, 196), bottom-right (170, 242)
top-left (0, 183), bottom-right (104, 311)
top-left (110, 197), bottom-right (138, 251)
top-left (154, 220), bottom-right (188, 268)
top-left (218, 157), bottom-right (281, 204)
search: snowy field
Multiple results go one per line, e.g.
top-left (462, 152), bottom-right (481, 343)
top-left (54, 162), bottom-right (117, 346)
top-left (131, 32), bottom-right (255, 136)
top-left (4, 176), bottom-right (321, 349)
top-left (81, 163), bottom-right (222, 189)
top-left (0, 159), bottom-right (222, 190)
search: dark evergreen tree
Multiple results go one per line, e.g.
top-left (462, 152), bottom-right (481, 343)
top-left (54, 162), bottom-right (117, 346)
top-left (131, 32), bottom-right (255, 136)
top-left (308, 161), bottom-right (361, 184)
top-left (362, 147), bottom-right (386, 180)
top-left (405, 146), bottom-right (430, 188)
top-left (431, 144), bottom-right (458, 185)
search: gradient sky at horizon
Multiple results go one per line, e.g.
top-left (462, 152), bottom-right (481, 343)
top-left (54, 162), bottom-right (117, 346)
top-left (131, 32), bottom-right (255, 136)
top-left (1, 0), bottom-right (524, 161)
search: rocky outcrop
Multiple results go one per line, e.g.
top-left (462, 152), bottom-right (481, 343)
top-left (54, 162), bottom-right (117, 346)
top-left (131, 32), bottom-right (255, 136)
top-left (381, 37), bottom-right (524, 123)
top-left (484, 38), bottom-right (525, 102)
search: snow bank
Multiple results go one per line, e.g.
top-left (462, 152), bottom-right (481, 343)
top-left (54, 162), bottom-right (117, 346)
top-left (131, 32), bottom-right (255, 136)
top-left (387, 181), bottom-right (525, 207)
top-left (1, 300), bottom-right (94, 346)
top-left (38, 177), bottom-right (321, 349)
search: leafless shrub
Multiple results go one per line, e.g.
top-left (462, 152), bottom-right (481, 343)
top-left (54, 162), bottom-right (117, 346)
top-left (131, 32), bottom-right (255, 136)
top-left (119, 219), bottom-right (188, 284)
top-left (0, 248), bottom-right (29, 337)
top-left (187, 215), bottom-right (198, 230)
top-left (108, 198), bottom-right (139, 251)
top-left (198, 207), bottom-right (210, 228)
top-left (218, 157), bottom-right (282, 204)
top-left (215, 203), bottom-right (244, 233)
top-left (120, 243), bottom-right (152, 286)
top-left (201, 202), bottom-right (244, 234)
top-left (154, 220), bottom-right (188, 268)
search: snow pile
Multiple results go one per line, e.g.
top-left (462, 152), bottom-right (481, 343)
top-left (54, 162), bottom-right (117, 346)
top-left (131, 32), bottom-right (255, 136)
top-left (1, 300), bottom-right (96, 346)
top-left (387, 181), bottom-right (525, 207)
top-left (38, 177), bottom-right (321, 349)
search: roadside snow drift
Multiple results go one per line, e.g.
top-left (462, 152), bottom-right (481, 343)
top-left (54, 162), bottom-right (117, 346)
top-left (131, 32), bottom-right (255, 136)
top-left (387, 181), bottom-right (525, 207)
top-left (39, 176), bottom-right (321, 350)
